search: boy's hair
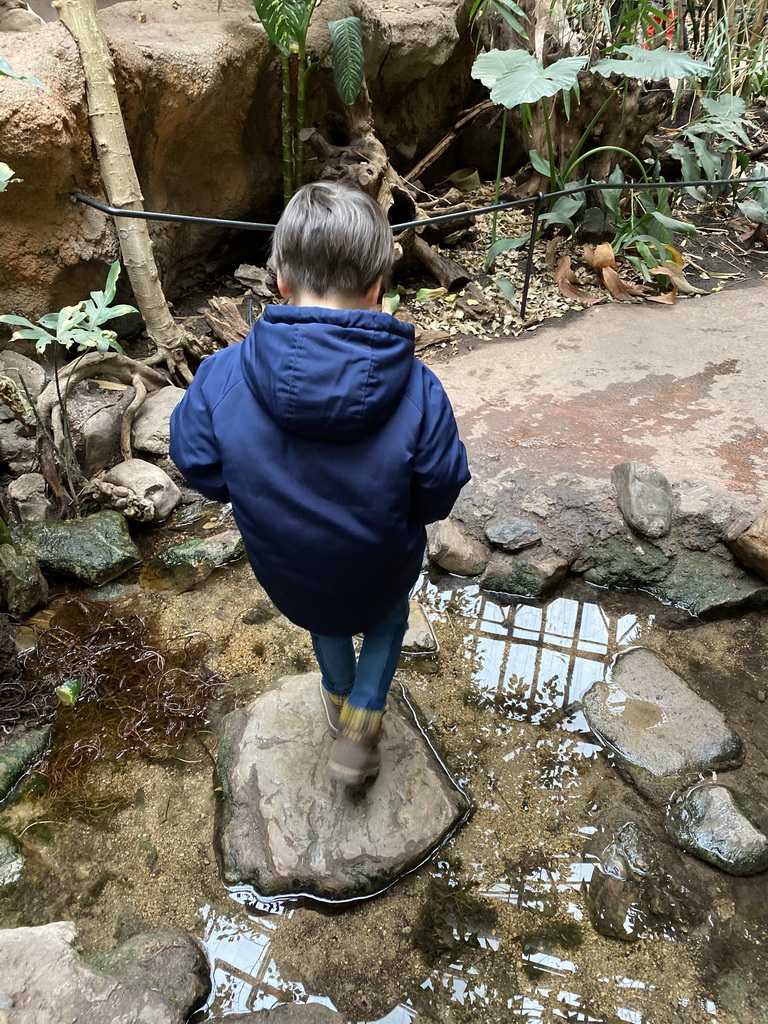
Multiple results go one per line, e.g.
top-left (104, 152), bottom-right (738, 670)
top-left (270, 181), bottom-right (394, 297)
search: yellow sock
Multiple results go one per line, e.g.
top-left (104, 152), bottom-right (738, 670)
top-left (339, 703), bottom-right (384, 744)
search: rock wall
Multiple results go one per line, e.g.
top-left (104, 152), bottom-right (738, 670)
top-left (0, 0), bottom-right (473, 319)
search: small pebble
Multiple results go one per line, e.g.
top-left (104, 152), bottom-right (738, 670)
top-left (758, 690), bottom-right (766, 703)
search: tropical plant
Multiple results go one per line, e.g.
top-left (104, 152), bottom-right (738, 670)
top-left (0, 262), bottom-right (137, 506)
top-left (0, 57), bottom-right (49, 193)
top-left (248, 0), bottom-right (365, 204)
top-left (666, 94), bottom-right (752, 201)
top-left (469, 0), bottom-right (529, 48)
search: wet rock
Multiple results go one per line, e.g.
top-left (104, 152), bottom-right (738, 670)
top-left (0, 541), bottom-right (48, 616)
top-left (402, 600), bottom-right (437, 653)
top-left (86, 929), bottom-right (210, 1017)
top-left (215, 673), bottom-right (468, 900)
top-left (585, 821), bottom-right (697, 942)
top-left (583, 648), bottom-right (743, 801)
top-left (611, 462), bottom-right (674, 539)
top-left (13, 510), bottom-right (141, 586)
top-left (727, 507), bottom-right (768, 583)
top-left (207, 1007), bottom-right (344, 1023)
top-left (0, 724), bottom-right (51, 801)
top-left (481, 546), bottom-right (568, 599)
top-left (0, 828), bottom-right (23, 887)
top-left (133, 386), bottom-right (186, 456)
top-left (140, 529), bottom-right (244, 592)
top-left (427, 517), bottom-right (488, 575)
top-left (665, 783), bottom-right (768, 876)
top-left (242, 597), bottom-right (281, 625)
top-left (0, 920), bottom-right (192, 1023)
top-left (674, 479), bottom-right (739, 552)
top-left (651, 547), bottom-right (768, 619)
top-left (572, 533), bottom-right (672, 589)
top-left (7, 472), bottom-right (53, 521)
top-left (484, 516), bottom-right (541, 552)
top-left (99, 459), bottom-right (182, 522)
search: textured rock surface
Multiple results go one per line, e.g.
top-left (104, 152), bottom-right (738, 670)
top-left (728, 507), bottom-right (768, 583)
top-left (0, 725), bottom-right (50, 802)
top-left (665, 783), bottom-right (768, 876)
top-left (573, 533), bottom-right (672, 589)
top-left (427, 517), bottom-right (488, 575)
top-left (13, 510), bottom-right (141, 586)
top-left (0, 921), bottom-right (195, 1023)
top-left (51, 382), bottom-right (135, 477)
top-left (0, 0), bottom-right (472, 317)
top-left (402, 600), bottom-right (437, 653)
top-left (0, 541), bottom-right (48, 616)
top-left (484, 515), bottom-right (541, 552)
top-left (651, 547), bottom-right (768, 619)
top-left (7, 472), bottom-right (53, 521)
top-left (140, 529), bottom-right (244, 591)
top-left (215, 673), bottom-right (468, 900)
top-left (0, 828), bottom-right (23, 888)
top-left (481, 546), bottom-right (568, 599)
top-left (585, 821), bottom-right (699, 941)
top-left (612, 462), bottom-right (674, 539)
top-left (101, 458), bottom-right (182, 522)
top-left (583, 648), bottom-right (743, 798)
top-left (86, 929), bottom-right (210, 1017)
top-left (133, 386), bottom-right (186, 456)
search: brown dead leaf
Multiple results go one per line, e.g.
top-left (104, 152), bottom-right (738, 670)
top-left (645, 284), bottom-right (679, 304)
top-left (593, 242), bottom-right (617, 269)
top-left (554, 255), bottom-right (602, 306)
top-left (600, 266), bottom-right (647, 302)
top-left (545, 236), bottom-right (560, 268)
top-left (648, 264), bottom-right (706, 295)
top-left (90, 379), bottom-right (128, 391)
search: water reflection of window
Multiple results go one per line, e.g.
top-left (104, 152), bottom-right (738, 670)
top-left (415, 581), bottom-right (649, 729)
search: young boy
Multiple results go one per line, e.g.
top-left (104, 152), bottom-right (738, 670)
top-left (169, 181), bottom-right (470, 786)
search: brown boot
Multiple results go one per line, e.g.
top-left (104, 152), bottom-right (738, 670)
top-left (328, 704), bottom-right (384, 786)
top-left (320, 681), bottom-right (345, 738)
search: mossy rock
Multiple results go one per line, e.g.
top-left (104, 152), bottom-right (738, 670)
top-left (13, 511), bottom-right (140, 587)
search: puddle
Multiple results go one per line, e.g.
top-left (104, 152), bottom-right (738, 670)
top-left (2, 566), bottom-right (768, 1024)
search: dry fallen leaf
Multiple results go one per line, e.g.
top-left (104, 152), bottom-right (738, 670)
top-left (90, 379), bottom-right (128, 391)
top-left (648, 264), bottom-right (707, 295)
top-left (415, 328), bottom-right (453, 351)
top-left (601, 265), bottom-right (647, 302)
top-left (646, 284), bottom-right (679, 304)
top-left (554, 255), bottom-right (602, 306)
top-left (593, 242), bottom-right (617, 269)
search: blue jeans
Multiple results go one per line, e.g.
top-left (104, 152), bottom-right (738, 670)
top-left (310, 596), bottom-right (410, 712)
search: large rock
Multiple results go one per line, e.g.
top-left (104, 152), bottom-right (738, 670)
top-left (481, 546), bottom-right (568, 599)
top-left (140, 529), bottom-right (244, 591)
top-left (51, 380), bottom-right (136, 478)
top-left (665, 783), bottom-right (768, 876)
top-left (728, 507), bottom-right (768, 583)
top-left (0, 0), bottom-right (473, 318)
top-left (7, 472), bottom-right (53, 521)
top-left (572, 532), bottom-right (673, 589)
top-left (651, 547), bottom-right (768, 619)
top-left (0, 724), bottom-right (51, 801)
top-left (13, 509), bottom-right (141, 586)
top-left (583, 648), bottom-right (743, 800)
top-left (484, 515), bottom-right (541, 552)
top-left (132, 386), bottom-right (186, 456)
top-left (0, 921), bottom-right (204, 1024)
top-left (611, 462), bottom-right (674, 539)
top-left (0, 541), bottom-right (48, 616)
top-left (215, 673), bottom-right (468, 900)
top-left (427, 517), bottom-right (488, 576)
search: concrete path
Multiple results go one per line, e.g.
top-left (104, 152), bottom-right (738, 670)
top-left (438, 280), bottom-right (768, 509)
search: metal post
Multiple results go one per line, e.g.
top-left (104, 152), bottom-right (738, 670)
top-left (520, 192), bottom-right (544, 321)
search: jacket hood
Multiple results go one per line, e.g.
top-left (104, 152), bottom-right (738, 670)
top-left (241, 305), bottom-right (416, 443)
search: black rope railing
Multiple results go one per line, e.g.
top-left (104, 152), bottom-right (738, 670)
top-left (71, 174), bottom-right (765, 318)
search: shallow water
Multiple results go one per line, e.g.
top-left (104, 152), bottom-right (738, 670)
top-left (2, 560), bottom-right (768, 1024)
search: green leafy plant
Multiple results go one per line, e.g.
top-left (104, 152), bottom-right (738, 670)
top-left (667, 94), bottom-right (751, 201)
top-left (0, 261), bottom-right (137, 506)
top-left (469, 0), bottom-right (529, 46)
top-left (248, 0), bottom-right (365, 204)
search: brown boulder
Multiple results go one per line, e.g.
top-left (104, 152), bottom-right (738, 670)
top-left (728, 508), bottom-right (768, 582)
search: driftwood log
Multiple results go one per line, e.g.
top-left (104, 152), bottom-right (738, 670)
top-left (200, 297), bottom-right (251, 347)
top-left (304, 82), bottom-right (474, 291)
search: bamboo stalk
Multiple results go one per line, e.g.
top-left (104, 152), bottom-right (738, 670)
top-left (281, 51), bottom-right (294, 205)
top-left (53, 0), bottom-right (191, 382)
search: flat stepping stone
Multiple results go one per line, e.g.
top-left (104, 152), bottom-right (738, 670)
top-left (666, 783), bottom-right (768, 876)
top-left (583, 648), bottom-right (742, 799)
top-left (215, 673), bottom-right (468, 901)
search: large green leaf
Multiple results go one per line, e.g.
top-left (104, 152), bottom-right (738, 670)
top-left (0, 56), bottom-right (49, 91)
top-left (737, 199), bottom-right (768, 225)
top-left (593, 45), bottom-right (713, 82)
top-left (329, 17), bottom-right (364, 105)
top-left (252, 0), bottom-right (315, 53)
top-left (472, 49), bottom-right (587, 108)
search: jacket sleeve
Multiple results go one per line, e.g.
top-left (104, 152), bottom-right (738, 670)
top-left (168, 361), bottom-right (230, 504)
top-left (409, 368), bottom-right (471, 525)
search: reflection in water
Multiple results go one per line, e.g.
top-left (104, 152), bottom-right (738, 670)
top-left (194, 580), bottom-right (725, 1024)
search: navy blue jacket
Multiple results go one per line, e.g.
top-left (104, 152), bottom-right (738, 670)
top-left (169, 304), bottom-right (470, 635)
